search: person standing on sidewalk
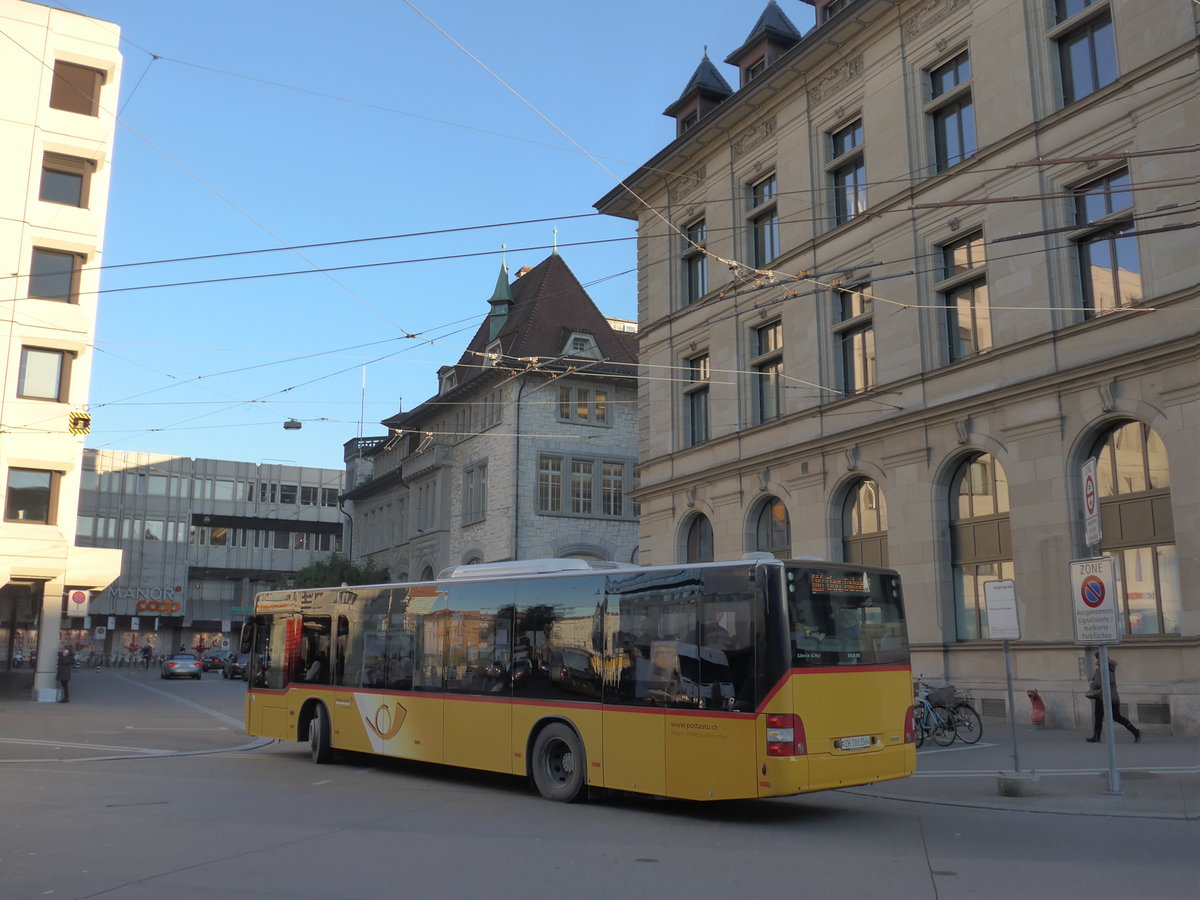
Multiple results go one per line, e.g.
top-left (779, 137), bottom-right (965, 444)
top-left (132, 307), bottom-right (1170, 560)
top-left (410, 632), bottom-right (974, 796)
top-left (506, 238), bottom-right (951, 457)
top-left (56, 649), bottom-right (73, 703)
top-left (1086, 651), bottom-right (1140, 743)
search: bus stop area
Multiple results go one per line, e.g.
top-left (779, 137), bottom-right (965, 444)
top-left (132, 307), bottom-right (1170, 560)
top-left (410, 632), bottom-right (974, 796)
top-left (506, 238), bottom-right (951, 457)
top-left (1, 667), bottom-right (1195, 818)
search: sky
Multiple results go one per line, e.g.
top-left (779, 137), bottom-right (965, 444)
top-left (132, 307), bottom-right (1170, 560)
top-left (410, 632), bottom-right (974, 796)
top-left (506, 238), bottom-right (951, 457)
top-left (43, 0), bottom-right (817, 471)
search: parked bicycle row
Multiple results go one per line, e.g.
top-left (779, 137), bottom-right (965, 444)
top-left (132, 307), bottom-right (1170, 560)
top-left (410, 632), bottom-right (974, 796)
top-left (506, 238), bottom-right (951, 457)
top-left (913, 677), bottom-right (983, 747)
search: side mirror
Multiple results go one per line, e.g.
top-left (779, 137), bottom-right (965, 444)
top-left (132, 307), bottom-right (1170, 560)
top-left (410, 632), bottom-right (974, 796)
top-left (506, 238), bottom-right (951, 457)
top-left (239, 620), bottom-right (253, 654)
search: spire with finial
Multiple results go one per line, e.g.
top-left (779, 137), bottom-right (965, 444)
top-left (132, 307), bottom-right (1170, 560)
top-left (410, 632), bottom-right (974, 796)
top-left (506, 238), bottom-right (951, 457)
top-left (487, 246), bottom-right (513, 341)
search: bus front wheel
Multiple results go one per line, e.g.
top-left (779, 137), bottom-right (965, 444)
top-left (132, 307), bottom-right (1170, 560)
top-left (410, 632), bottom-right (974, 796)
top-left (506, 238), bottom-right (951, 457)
top-left (531, 723), bottom-right (586, 802)
top-left (309, 703), bottom-right (333, 764)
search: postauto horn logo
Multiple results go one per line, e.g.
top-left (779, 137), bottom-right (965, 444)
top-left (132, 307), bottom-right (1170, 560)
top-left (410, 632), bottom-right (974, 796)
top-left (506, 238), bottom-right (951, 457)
top-left (365, 701), bottom-right (407, 740)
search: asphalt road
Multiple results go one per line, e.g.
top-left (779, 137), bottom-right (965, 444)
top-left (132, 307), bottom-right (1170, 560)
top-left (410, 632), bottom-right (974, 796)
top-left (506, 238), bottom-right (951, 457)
top-left (1, 669), bottom-right (1195, 899)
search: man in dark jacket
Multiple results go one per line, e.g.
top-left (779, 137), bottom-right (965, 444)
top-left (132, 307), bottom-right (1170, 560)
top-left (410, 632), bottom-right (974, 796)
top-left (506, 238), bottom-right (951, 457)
top-left (56, 649), bottom-right (73, 703)
top-left (1086, 651), bottom-right (1140, 742)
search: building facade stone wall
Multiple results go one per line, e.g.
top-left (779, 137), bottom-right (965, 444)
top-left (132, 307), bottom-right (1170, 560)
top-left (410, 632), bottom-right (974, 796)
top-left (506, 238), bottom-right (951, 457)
top-left (599, 0), bottom-right (1200, 733)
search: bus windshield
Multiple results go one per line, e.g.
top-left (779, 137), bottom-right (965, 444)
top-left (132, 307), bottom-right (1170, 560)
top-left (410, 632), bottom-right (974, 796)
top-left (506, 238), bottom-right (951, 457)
top-left (785, 566), bottom-right (907, 667)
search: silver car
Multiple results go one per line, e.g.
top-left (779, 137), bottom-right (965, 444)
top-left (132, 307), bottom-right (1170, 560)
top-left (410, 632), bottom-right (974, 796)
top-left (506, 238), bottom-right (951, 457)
top-left (160, 653), bottom-right (202, 680)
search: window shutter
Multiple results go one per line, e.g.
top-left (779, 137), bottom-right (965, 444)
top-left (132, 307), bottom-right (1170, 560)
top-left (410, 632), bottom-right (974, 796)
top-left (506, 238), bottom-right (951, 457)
top-left (50, 61), bottom-right (103, 116)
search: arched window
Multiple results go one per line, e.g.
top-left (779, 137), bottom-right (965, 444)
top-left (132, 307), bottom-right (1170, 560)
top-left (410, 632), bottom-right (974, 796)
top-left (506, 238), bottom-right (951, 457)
top-left (949, 453), bottom-right (1012, 640)
top-left (842, 478), bottom-right (888, 566)
top-left (419, 566), bottom-right (434, 582)
top-left (566, 552), bottom-right (606, 562)
top-left (685, 514), bottom-right (714, 563)
top-left (753, 497), bottom-right (790, 558)
top-left (1093, 421), bottom-right (1180, 634)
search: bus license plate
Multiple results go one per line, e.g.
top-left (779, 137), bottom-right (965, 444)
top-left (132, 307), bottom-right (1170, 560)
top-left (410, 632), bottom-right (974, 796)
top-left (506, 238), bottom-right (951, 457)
top-left (839, 735), bottom-right (871, 750)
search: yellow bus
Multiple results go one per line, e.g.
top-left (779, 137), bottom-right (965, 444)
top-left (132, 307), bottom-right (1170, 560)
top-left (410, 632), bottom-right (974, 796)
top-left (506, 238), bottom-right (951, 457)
top-left (241, 557), bottom-right (915, 802)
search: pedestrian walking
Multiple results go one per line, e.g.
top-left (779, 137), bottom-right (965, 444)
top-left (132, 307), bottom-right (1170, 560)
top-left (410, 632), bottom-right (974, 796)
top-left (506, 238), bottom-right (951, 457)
top-left (1086, 651), bottom-right (1140, 743)
top-left (56, 649), bottom-right (73, 703)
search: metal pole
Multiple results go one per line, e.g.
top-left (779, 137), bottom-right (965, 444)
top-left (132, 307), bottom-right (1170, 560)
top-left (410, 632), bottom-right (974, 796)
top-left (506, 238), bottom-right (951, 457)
top-left (1003, 639), bottom-right (1021, 773)
top-left (1098, 644), bottom-right (1121, 794)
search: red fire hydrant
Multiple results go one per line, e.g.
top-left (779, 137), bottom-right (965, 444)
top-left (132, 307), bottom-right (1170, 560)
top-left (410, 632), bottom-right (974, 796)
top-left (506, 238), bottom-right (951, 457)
top-left (1027, 689), bottom-right (1046, 728)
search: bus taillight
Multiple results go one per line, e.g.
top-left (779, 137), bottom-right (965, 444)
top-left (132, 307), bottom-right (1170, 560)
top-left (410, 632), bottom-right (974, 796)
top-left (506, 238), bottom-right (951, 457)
top-left (904, 705), bottom-right (916, 744)
top-left (766, 713), bottom-right (806, 756)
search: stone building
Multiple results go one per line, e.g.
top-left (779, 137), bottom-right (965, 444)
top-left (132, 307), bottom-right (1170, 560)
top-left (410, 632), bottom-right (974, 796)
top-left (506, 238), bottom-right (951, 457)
top-left (0, 0), bottom-right (123, 699)
top-left (343, 253), bottom-right (639, 579)
top-left (596, 0), bottom-right (1198, 732)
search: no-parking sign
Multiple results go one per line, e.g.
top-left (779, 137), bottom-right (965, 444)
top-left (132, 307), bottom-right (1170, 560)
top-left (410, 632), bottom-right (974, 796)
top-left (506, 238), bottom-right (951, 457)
top-left (1070, 556), bottom-right (1120, 644)
top-left (67, 590), bottom-right (90, 617)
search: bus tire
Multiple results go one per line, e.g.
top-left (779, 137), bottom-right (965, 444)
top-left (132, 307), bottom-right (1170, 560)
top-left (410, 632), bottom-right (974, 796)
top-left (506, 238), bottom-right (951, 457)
top-left (309, 703), bottom-right (334, 764)
top-left (530, 722), bottom-right (586, 802)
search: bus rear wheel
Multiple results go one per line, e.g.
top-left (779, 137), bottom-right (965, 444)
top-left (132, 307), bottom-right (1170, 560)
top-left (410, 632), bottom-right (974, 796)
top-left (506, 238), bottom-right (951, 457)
top-left (309, 703), bottom-right (333, 764)
top-left (531, 723), bottom-right (586, 802)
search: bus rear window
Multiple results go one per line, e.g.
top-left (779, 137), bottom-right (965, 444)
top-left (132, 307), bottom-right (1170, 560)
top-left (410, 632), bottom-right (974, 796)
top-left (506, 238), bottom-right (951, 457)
top-left (785, 567), bottom-right (907, 667)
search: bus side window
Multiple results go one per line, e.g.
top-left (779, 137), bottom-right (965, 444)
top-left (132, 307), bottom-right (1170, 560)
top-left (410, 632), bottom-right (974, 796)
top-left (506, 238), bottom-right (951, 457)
top-left (300, 616), bottom-right (331, 684)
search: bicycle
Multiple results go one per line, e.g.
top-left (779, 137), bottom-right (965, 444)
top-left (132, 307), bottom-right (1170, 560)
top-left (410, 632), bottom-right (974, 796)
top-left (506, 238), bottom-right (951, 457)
top-left (948, 691), bottom-right (983, 744)
top-left (913, 679), bottom-right (956, 747)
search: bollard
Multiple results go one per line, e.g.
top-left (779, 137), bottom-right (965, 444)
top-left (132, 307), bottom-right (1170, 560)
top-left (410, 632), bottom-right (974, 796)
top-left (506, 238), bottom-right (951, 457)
top-left (1027, 688), bottom-right (1046, 729)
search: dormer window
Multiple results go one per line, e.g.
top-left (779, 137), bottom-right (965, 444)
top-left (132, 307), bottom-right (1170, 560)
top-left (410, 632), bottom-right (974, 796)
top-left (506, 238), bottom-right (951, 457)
top-left (484, 340), bottom-right (502, 367)
top-left (824, 0), bottom-right (857, 22)
top-left (565, 333), bottom-right (601, 359)
top-left (725, 3), bottom-right (801, 88)
top-left (665, 56), bottom-right (733, 137)
top-left (439, 369), bottom-right (457, 394)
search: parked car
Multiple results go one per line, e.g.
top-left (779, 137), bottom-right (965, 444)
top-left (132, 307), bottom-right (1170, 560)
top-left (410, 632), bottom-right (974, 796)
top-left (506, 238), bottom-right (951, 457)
top-left (161, 653), bottom-right (202, 680)
top-left (201, 652), bottom-right (226, 672)
top-left (223, 652), bottom-right (250, 680)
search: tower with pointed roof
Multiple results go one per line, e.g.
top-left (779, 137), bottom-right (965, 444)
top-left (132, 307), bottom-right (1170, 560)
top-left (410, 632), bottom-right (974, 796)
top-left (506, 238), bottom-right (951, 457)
top-left (724, 0), bottom-right (802, 87)
top-left (342, 254), bottom-right (639, 579)
top-left (663, 52), bottom-right (733, 137)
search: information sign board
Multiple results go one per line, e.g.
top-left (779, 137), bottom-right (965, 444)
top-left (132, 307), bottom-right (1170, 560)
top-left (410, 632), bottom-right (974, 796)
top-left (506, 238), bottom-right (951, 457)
top-left (983, 580), bottom-right (1020, 640)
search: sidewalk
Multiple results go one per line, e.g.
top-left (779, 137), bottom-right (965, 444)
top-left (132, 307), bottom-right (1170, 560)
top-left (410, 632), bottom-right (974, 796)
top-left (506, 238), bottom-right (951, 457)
top-left (2, 669), bottom-right (1196, 816)
top-left (848, 719), bottom-right (1199, 819)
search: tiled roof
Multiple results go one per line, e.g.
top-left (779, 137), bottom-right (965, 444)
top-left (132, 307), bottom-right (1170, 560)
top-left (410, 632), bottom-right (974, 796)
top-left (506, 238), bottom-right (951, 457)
top-left (664, 54), bottom-right (734, 115)
top-left (725, 1), bottom-right (803, 65)
top-left (750, 0), bottom-right (803, 41)
top-left (382, 253), bottom-right (636, 430)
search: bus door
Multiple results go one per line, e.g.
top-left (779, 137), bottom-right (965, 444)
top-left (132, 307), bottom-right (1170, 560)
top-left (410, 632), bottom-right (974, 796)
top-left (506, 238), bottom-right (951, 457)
top-left (662, 574), bottom-right (760, 800)
top-left (336, 587), bottom-right (441, 762)
top-left (442, 579), bottom-right (515, 774)
top-left (245, 610), bottom-right (299, 740)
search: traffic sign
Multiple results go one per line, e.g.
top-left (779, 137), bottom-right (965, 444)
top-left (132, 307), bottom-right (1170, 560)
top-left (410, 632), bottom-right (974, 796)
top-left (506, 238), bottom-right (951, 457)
top-left (67, 590), bottom-right (90, 617)
top-left (1070, 556), bottom-right (1120, 644)
top-left (1082, 458), bottom-right (1101, 547)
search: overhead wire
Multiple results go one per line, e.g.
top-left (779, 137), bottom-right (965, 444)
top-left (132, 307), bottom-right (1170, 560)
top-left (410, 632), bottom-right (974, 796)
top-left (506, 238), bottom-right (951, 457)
top-left (21, 4), bottom-right (1195, 448)
top-left (6, 18), bottom-right (1193, 325)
